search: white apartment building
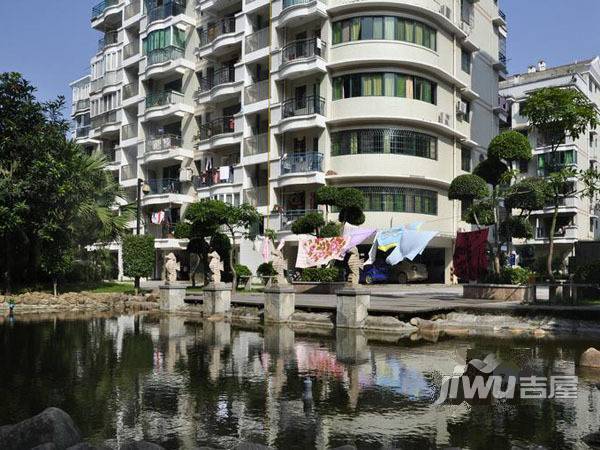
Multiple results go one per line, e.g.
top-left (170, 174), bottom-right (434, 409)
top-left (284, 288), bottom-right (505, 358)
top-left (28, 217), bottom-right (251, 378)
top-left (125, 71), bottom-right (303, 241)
top-left (500, 58), bottom-right (600, 269)
top-left (72, 0), bottom-right (506, 283)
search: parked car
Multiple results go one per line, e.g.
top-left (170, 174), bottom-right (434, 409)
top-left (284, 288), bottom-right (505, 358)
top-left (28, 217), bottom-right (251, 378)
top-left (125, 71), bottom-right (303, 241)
top-left (360, 260), bottom-right (428, 284)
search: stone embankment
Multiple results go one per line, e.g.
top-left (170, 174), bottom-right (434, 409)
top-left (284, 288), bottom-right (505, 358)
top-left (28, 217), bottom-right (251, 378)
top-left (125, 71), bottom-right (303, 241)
top-left (0, 407), bottom-right (361, 450)
top-left (0, 291), bottom-right (159, 314)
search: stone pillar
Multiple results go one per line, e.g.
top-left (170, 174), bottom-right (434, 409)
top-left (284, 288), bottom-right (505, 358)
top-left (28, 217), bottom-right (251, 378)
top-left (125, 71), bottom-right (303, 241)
top-left (264, 286), bottom-right (295, 323)
top-left (203, 283), bottom-right (232, 316)
top-left (336, 287), bottom-right (370, 329)
top-left (335, 328), bottom-right (369, 364)
top-left (159, 285), bottom-right (187, 312)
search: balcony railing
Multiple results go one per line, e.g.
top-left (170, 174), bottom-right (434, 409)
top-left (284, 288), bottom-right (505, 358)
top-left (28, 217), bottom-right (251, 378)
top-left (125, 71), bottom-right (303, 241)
top-left (245, 27), bottom-right (269, 53)
top-left (244, 133), bottom-right (268, 157)
top-left (124, 0), bottom-right (140, 19)
top-left (147, 178), bottom-right (182, 195)
top-left (121, 164), bottom-right (137, 181)
top-left (122, 82), bottom-right (139, 100)
top-left (197, 66), bottom-right (236, 94)
top-left (148, 1), bottom-right (187, 23)
top-left (98, 31), bottom-right (120, 51)
top-left (281, 38), bottom-right (323, 65)
top-left (282, 0), bottom-right (324, 9)
top-left (281, 152), bottom-right (323, 175)
top-left (282, 95), bottom-right (325, 119)
top-left (244, 186), bottom-right (268, 207)
top-left (199, 17), bottom-right (236, 46)
top-left (147, 46), bottom-right (185, 66)
top-left (121, 123), bottom-right (138, 141)
top-left (244, 79), bottom-right (269, 104)
top-left (74, 99), bottom-right (90, 112)
top-left (124, 40), bottom-right (140, 59)
top-left (499, 9), bottom-right (506, 20)
top-left (281, 209), bottom-right (321, 229)
top-left (145, 134), bottom-right (183, 154)
top-left (92, 0), bottom-right (119, 19)
top-left (91, 110), bottom-right (118, 129)
top-left (76, 126), bottom-right (91, 139)
top-left (145, 90), bottom-right (184, 108)
top-left (103, 147), bottom-right (119, 164)
top-left (498, 52), bottom-right (507, 66)
top-left (199, 116), bottom-right (236, 140)
top-left (193, 166), bottom-right (235, 188)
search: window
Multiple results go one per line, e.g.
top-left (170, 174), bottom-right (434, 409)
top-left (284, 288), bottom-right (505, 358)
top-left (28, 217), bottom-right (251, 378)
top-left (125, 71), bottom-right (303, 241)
top-left (331, 129), bottom-right (437, 159)
top-left (333, 72), bottom-right (436, 104)
top-left (331, 16), bottom-right (437, 50)
top-left (461, 49), bottom-right (471, 74)
top-left (143, 27), bottom-right (185, 54)
top-left (461, 147), bottom-right (471, 172)
top-left (355, 186), bottom-right (438, 215)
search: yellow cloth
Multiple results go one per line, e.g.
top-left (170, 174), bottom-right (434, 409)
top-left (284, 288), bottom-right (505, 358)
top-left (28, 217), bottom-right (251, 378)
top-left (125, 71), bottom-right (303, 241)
top-left (378, 243), bottom-right (398, 252)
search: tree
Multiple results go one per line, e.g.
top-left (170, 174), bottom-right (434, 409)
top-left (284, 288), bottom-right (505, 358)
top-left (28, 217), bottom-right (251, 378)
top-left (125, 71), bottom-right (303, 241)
top-left (521, 87), bottom-right (599, 279)
top-left (0, 73), bottom-right (130, 293)
top-left (179, 200), bottom-right (261, 293)
top-left (123, 235), bottom-right (155, 293)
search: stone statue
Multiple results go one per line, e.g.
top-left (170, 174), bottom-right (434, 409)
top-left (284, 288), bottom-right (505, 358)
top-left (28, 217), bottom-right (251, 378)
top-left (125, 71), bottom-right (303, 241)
top-left (164, 252), bottom-right (180, 284)
top-left (208, 250), bottom-right (224, 284)
top-left (347, 246), bottom-right (362, 286)
top-left (271, 247), bottom-right (288, 286)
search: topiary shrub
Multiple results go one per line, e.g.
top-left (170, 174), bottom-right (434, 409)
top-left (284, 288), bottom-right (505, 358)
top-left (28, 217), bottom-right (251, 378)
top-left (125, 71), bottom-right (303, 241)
top-left (473, 157), bottom-right (509, 186)
top-left (235, 264), bottom-right (252, 277)
top-left (257, 262), bottom-right (277, 279)
top-left (336, 188), bottom-right (365, 210)
top-left (300, 267), bottom-right (342, 283)
top-left (504, 178), bottom-right (552, 212)
top-left (122, 235), bottom-right (155, 281)
top-left (488, 131), bottom-right (532, 162)
top-left (338, 206), bottom-right (365, 226)
top-left (448, 174), bottom-right (489, 201)
top-left (464, 200), bottom-right (496, 225)
top-left (315, 185), bottom-right (340, 206)
top-left (319, 221), bottom-right (342, 238)
top-left (499, 216), bottom-right (534, 240)
top-left (291, 211), bottom-right (325, 235)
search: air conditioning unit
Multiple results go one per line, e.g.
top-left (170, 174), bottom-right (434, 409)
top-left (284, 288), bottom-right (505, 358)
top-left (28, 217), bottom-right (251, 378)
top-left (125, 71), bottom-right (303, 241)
top-left (457, 100), bottom-right (468, 117)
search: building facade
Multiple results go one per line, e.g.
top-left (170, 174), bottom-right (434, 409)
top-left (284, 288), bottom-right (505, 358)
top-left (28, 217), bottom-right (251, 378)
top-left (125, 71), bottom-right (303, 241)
top-left (500, 58), bottom-right (600, 270)
top-left (72, 0), bottom-right (506, 283)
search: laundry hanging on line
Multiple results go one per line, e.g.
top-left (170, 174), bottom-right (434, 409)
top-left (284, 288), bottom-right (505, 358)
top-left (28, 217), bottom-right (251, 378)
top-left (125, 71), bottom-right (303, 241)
top-left (453, 228), bottom-right (489, 281)
top-left (296, 236), bottom-right (348, 269)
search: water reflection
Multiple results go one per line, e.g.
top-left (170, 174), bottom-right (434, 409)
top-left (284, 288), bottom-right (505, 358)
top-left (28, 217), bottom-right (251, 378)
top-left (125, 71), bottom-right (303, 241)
top-left (0, 313), bottom-right (599, 449)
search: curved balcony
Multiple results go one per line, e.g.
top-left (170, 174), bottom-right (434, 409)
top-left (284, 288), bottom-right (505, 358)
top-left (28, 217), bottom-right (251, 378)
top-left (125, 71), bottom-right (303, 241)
top-left (277, 151), bottom-right (325, 188)
top-left (97, 31), bottom-right (121, 53)
top-left (72, 99), bottom-right (90, 115)
top-left (91, 0), bottom-right (123, 28)
top-left (90, 70), bottom-right (123, 94)
top-left (276, 38), bottom-right (327, 81)
top-left (143, 90), bottom-right (193, 121)
top-left (197, 16), bottom-right (244, 58)
top-left (329, 97), bottom-right (462, 139)
top-left (326, 0), bottom-right (466, 41)
top-left (144, 46), bottom-right (193, 79)
top-left (147, 1), bottom-right (187, 25)
top-left (197, 115), bottom-right (243, 150)
top-left (140, 134), bottom-right (194, 164)
top-left (274, 95), bottom-right (326, 134)
top-left (276, 0), bottom-right (327, 28)
top-left (90, 109), bottom-right (121, 135)
top-left (142, 178), bottom-right (194, 206)
top-left (195, 65), bottom-right (243, 104)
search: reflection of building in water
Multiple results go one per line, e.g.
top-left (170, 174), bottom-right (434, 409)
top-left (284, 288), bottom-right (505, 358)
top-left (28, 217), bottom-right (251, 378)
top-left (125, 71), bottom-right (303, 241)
top-left (103, 315), bottom-right (136, 357)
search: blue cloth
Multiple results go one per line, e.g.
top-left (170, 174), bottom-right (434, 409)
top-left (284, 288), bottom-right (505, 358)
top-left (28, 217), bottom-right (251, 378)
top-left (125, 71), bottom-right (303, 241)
top-left (386, 230), bottom-right (438, 265)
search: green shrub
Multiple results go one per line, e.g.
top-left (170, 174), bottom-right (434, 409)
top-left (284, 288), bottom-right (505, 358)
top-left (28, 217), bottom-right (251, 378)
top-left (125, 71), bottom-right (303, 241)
top-left (257, 262), bottom-right (277, 277)
top-left (473, 157), bottom-right (509, 186)
top-left (291, 212), bottom-right (325, 235)
top-left (488, 131), bottom-right (532, 162)
top-left (448, 174), bottom-right (489, 201)
top-left (575, 261), bottom-right (600, 284)
top-left (300, 267), bottom-right (342, 283)
top-left (319, 221), bottom-right (342, 238)
top-left (464, 201), bottom-right (496, 225)
top-left (235, 264), bottom-right (252, 277)
top-left (499, 216), bottom-right (534, 240)
top-left (481, 267), bottom-right (534, 285)
top-left (122, 235), bottom-right (155, 279)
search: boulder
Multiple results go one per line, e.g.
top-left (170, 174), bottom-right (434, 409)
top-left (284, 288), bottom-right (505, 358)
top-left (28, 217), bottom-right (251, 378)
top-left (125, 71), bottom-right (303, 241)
top-left (580, 348), bottom-right (600, 368)
top-left (0, 407), bottom-right (81, 450)
top-left (121, 442), bottom-right (165, 450)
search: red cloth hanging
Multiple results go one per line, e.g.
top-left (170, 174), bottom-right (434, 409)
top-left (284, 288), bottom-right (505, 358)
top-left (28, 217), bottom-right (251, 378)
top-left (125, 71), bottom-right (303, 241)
top-left (453, 229), bottom-right (489, 281)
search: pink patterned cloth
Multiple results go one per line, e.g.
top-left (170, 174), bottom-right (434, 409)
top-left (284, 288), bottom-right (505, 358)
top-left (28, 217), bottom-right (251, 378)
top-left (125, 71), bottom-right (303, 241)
top-left (261, 237), bottom-right (271, 263)
top-left (296, 236), bottom-right (348, 268)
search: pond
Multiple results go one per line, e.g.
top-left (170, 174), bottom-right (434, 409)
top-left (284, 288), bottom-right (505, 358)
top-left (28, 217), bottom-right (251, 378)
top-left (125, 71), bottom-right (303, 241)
top-left (0, 313), bottom-right (599, 449)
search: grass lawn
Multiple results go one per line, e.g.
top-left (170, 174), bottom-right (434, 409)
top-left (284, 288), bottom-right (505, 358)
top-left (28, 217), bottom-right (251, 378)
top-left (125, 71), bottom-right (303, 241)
top-left (11, 281), bottom-right (139, 295)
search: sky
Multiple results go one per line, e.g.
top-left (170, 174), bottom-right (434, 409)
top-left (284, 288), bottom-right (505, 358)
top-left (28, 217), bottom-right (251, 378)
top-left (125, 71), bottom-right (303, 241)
top-left (1, 0), bottom-right (600, 106)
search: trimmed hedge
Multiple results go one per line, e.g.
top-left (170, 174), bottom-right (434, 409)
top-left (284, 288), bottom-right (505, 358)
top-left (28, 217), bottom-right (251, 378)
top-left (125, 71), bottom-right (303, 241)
top-left (448, 174), bottom-right (489, 201)
top-left (300, 267), bottom-right (342, 283)
top-left (488, 131), bottom-right (532, 162)
top-left (122, 234), bottom-right (155, 279)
